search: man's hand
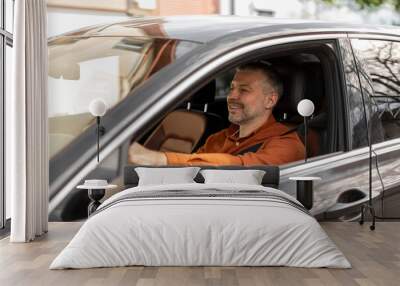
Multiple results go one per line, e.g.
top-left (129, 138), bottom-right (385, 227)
top-left (128, 142), bottom-right (167, 166)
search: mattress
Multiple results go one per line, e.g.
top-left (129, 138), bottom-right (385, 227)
top-left (50, 183), bottom-right (350, 269)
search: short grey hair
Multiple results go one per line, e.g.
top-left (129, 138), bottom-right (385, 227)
top-left (237, 62), bottom-right (283, 99)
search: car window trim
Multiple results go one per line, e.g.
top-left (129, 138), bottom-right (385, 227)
top-left (280, 148), bottom-right (371, 180)
top-left (347, 33), bottom-right (400, 42)
top-left (372, 137), bottom-right (400, 151)
top-left (336, 38), bottom-right (354, 150)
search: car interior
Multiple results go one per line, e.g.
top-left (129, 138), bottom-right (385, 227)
top-left (141, 46), bottom-right (338, 161)
top-left (143, 82), bottom-right (225, 153)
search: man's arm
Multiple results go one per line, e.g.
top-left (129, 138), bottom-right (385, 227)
top-left (165, 133), bottom-right (305, 166)
top-left (127, 128), bottom-right (227, 166)
top-left (129, 133), bottom-right (305, 166)
top-left (165, 152), bottom-right (243, 166)
top-left (128, 142), bottom-right (167, 165)
top-left (128, 141), bottom-right (241, 166)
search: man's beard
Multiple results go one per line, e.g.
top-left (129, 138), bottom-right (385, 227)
top-left (228, 100), bottom-right (246, 124)
top-left (228, 109), bottom-right (255, 125)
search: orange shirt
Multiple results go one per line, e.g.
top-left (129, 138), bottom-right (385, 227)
top-left (165, 116), bottom-right (305, 166)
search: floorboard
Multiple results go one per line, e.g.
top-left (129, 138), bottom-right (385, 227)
top-left (0, 222), bottom-right (399, 286)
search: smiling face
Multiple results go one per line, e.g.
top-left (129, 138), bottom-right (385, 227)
top-left (227, 69), bottom-right (278, 126)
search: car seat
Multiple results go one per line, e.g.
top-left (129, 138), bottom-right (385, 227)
top-left (143, 81), bottom-right (224, 153)
top-left (273, 63), bottom-right (327, 157)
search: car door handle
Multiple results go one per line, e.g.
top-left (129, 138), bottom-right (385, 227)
top-left (326, 189), bottom-right (379, 213)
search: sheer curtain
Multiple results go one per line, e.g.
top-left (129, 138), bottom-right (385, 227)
top-left (7, 0), bottom-right (48, 242)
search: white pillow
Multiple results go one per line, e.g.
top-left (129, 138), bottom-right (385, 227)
top-left (200, 169), bottom-right (266, 185)
top-left (135, 167), bottom-right (200, 186)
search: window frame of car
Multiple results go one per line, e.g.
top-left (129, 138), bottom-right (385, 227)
top-left (48, 32), bottom-right (358, 212)
top-left (113, 34), bottom-right (349, 168)
top-left (129, 35), bottom-right (349, 165)
top-left (338, 37), bottom-right (369, 151)
top-left (347, 33), bottom-right (400, 150)
top-left (183, 40), bottom-right (347, 158)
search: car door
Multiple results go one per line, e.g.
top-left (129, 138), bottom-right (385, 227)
top-left (349, 36), bottom-right (400, 218)
top-left (278, 37), bottom-right (383, 221)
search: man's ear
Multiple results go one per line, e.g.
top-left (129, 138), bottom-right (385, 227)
top-left (264, 92), bottom-right (279, 110)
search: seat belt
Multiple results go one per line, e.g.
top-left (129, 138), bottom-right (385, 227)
top-left (234, 127), bottom-right (300, 156)
top-left (235, 142), bottom-right (264, 155)
top-left (234, 125), bottom-right (303, 156)
top-left (280, 125), bottom-right (300, 136)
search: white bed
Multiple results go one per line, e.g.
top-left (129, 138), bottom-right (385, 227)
top-left (50, 183), bottom-right (351, 269)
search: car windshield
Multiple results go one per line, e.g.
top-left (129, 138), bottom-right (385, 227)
top-left (48, 36), bottom-right (200, 158)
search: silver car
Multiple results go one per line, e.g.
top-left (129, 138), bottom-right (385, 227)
top-left (48, 16), bottom-right (400, 221)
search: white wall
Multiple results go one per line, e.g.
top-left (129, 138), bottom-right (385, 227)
top-left (47, 0), bottom-right (160, 37)
top-left (48, 56), bottom-right (120, 117)
top-left (48, 1), bottom-right (400, 38)
top-left (219, 0), bottom-right (400, 25)
top-left (137, 0), bottom-right (156, 10)
top-left (47, 8), bottom-right (129, 37)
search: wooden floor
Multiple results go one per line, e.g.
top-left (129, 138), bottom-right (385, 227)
top-left (1, 222), bottom-right (400, 286)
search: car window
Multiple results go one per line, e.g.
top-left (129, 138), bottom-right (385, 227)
top-left (339, 39), bottom-right (369, 149)
top-left (233, 52), bottom-right (338, 159)
top-left (351, 39), bottom-right (400, 143)
top-left (164, 45), bottom-right (343, 161)
top-left (48, 36), bottom-right (200, 158)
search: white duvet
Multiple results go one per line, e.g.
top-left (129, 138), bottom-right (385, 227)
top-left (50, 183), bottom-right (350, 269)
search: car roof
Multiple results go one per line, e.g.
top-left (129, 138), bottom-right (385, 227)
top-left (51, 15), bottom-right (400, 44)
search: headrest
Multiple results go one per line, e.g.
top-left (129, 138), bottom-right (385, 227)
top-left (275, 65), bottom-right (306, 115)
top-left (274, 63), bottom-right (323, 121)
top-left (124, 165), bottom-right (280, 188)
top-left (188, 80), bottom-right (216, 105)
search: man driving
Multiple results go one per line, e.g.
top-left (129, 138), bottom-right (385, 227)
top-left (128, 62), bottom-right (305, 166)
